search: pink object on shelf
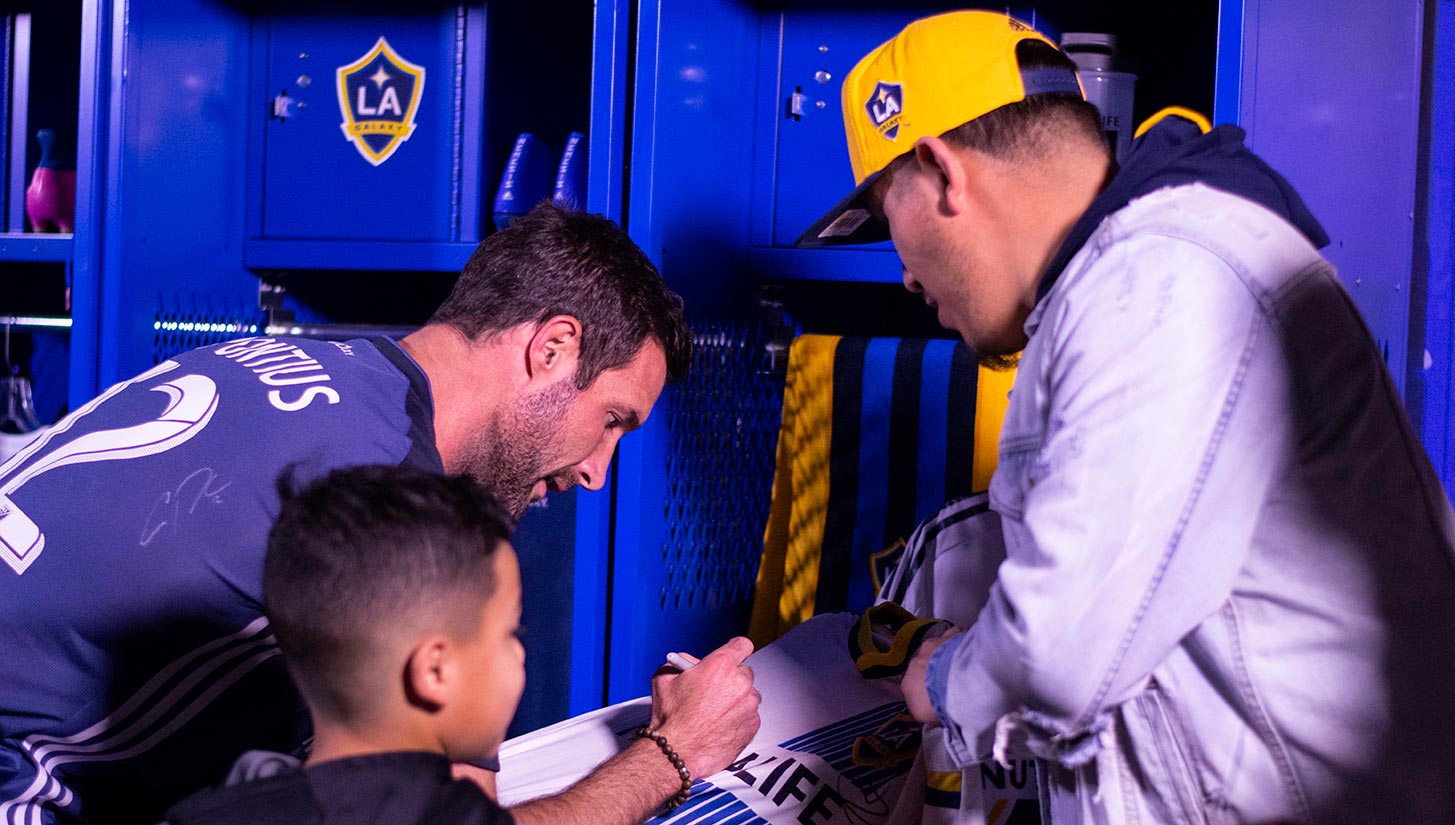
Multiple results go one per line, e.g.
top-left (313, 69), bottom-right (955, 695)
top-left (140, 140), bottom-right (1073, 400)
top-left (24, 130), bottom-right (75, 234)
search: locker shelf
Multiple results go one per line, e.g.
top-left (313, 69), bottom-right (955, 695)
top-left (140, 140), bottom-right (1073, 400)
top-left (244, 239), bottom-right (479, 273)
top-left (748, 246), bottom-right (901, 284)
top-left (0, 232), bottom-right (71, 262)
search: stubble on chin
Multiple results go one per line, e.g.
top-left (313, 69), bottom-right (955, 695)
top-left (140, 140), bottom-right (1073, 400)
top-left (496, 486), bottom-right (534, 522)
top-left (455, 378), bottom-right (578, 521)
top-left (454, 439), bottom-right (534, 520)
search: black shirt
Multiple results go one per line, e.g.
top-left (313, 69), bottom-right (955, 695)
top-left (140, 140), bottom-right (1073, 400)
top-left (165, 752), bottom-right (514, 825)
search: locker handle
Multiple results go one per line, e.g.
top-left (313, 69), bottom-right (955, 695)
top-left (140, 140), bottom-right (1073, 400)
top-left (272, 90), bottom-right (295, 121)
top-left (788, 88), bottom-right (806, 121)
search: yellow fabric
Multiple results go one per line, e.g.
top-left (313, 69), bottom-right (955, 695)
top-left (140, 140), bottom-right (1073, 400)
top-left (850, 712), bottom-right (922, 770)
top-left (926, 770), bottom-right (965, 793)
top-left (1134, 106), bottom-right (1212, 139)
top-left (751, 338), bottom-right (1015, 647)
top-left (750, 335), bottom-right (839, 646)
top-left (852, 601), bottom-right (945, 675)
top-left (973, 365), bottom-right (1015, 492)
top-left (841, 11), bottom-right (1067, 183)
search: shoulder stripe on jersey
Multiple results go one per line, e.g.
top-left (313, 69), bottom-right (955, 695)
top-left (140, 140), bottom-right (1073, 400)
top-left (0, 617), bottom-right (279, 824)
top-left (881, 493), bottom-right (992, 604)
top-left (6, 645), bottom-right (281, 822)
top-left (368, 337), bottom-right (443, 472)
top-left (25, 617), bottom-right (272, 754)
top-left (893, 495), bottom-right (994, 597)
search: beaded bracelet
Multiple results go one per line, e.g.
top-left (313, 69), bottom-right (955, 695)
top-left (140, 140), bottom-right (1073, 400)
top-left (633, 726), bottom-right (692, 811)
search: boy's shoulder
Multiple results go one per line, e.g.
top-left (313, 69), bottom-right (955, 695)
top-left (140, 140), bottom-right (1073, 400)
top-left (165, 751), bottom-right (513, 825)
top-left (162, 758), bottom-right (317, 825)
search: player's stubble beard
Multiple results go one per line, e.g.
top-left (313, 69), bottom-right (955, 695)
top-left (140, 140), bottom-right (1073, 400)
top-left (458, 377), bottom-right (580, 519)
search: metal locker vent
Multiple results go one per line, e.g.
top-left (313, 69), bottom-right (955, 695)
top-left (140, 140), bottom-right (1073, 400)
top-left (153, 297), bottom-right (263, 363)
top-left (660, 320), bottom-right (786, 610)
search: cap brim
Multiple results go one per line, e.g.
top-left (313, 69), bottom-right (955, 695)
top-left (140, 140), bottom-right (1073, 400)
top-left (794, 169), bottom-right (891, 248)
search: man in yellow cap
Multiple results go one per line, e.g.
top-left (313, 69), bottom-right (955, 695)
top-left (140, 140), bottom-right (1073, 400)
top-left (802, 10), bottom-right (1455, 824)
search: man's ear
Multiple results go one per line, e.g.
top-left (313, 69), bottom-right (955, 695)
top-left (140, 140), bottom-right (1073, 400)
top-left (404, 636), bottom-right (453, 713)
top-left (912, 135), bottom-right (971, 217)
top-left (526, 315), bottom-right (583, 383)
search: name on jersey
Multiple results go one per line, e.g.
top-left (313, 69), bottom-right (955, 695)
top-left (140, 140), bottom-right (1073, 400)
top-left (213, 338), bottom-right (341, 412)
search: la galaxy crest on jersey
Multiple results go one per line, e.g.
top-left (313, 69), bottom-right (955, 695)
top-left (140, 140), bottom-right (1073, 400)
top-left (336, 37), bottom-right (425, 166)
top-left (865, 81), bottom-right (903, 141)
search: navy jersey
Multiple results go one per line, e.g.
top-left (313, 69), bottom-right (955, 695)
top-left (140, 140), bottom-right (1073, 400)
top-left (0, 337), bottom-right (440, 825)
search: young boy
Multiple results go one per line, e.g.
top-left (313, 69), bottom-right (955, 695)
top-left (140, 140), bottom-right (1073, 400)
top-left (165, 465), bottom-right (522, 824)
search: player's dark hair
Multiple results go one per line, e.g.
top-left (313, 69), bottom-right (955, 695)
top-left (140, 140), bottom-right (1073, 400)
top-left (429, 201), bottom-right (694, 388)
top-left (264, 464), bottom-right (513, 722)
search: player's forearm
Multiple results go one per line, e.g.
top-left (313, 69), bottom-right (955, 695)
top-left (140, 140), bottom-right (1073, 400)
top-left (507, 739), bottom-right (682, 825)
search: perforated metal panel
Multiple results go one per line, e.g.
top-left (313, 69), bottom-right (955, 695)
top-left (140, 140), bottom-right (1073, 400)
top-left (152, 297), bottom-right (263, 363)
top-left (606, 317), bottom-right (786, 701)
top-left (660, 320), bottom-right (784, 610)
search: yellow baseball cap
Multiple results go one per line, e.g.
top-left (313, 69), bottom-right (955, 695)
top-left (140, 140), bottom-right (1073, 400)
top-left (796, 10), bottom-right (1083, 248)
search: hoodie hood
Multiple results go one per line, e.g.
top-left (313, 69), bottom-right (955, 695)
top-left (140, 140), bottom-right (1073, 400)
top-left (1037, 114), bottom-right (1330, 300)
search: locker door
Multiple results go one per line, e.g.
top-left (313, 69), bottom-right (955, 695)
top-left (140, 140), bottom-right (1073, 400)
top-left (258, 8), bottom-right (467, 243)
top-left (1236, 0), bottom-right (1424, 391)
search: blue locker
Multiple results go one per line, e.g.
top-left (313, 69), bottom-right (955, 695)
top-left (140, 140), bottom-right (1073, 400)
top-left (767, 9), bottom-right (911, 251)
top-left (257, 12), bottom-right (475, 243)
top-left (1422, 0), bottom-right (1455, 488)
top-left (1235, 0), bottom-right (1425, 398)
top-left (243, 2), bottom-right (489, 273)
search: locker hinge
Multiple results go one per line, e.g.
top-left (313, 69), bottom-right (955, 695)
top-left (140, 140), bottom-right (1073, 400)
top-left (257, 274), bottom-right (294, 326)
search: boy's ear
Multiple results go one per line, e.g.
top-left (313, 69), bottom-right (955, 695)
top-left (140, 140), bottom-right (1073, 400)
top-left (403, 636), bottom-right (454, 712)
top-left (525, 315), bottom-right (583, 382)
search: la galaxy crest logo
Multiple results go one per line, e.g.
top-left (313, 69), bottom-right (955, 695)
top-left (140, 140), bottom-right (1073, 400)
top-left (865, 81), bottom-right (904, 141)
top-left (336, 37), bottom-right (425, 166)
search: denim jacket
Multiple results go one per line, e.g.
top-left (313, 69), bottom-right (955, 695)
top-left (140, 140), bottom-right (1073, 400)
top-left (926, 183), bottom-right (1455, 824)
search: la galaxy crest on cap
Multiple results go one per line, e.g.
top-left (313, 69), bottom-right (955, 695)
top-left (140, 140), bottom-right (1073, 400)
top-left (865, 81), bottom-right (904, 141)
top-left (336, 37), bottom-right (425, 166)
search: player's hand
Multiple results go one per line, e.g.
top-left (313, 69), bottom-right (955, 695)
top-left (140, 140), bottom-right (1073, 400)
top-left (650, 636), bottom-right (761, 778)
top-left (903, 627), bottom-right (963, 725)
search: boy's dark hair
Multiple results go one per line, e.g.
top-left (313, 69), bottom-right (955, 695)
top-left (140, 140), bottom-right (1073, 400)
top-left (429, 201), bottom-right (694, 389)
top-left (264, 465), bottom-right (514, 722)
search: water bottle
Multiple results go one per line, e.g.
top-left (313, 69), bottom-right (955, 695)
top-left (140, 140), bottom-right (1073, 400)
top-left (1060, 33), bottom-right (1137, 162)
top-left (492, 133), bottom-right (554, 231)
top-left (552, 132), bottom-right (586, 210)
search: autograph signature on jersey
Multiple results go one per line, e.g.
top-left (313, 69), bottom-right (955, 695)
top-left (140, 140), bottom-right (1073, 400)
top-left (140, 467), bottom-right (231, 547)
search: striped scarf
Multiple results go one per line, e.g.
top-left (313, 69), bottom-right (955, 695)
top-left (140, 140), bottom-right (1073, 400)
top-left (751, 335), bottom-right (1013, 645)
